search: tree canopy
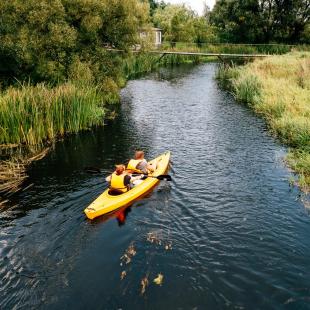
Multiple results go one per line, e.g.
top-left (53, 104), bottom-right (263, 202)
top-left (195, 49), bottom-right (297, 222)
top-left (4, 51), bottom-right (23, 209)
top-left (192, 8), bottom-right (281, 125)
top-left (0, 0), bottom-right (150, 84)
top-left (0, 0), bottom-right (309, 87)
top-left (210, 0), bottom-right (310, 43)
top-left (153, 3), bottom-right (218, 43)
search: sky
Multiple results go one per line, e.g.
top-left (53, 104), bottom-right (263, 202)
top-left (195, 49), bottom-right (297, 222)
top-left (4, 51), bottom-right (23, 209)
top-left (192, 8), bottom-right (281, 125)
top-left (165, 0), bottom-right (216, 15)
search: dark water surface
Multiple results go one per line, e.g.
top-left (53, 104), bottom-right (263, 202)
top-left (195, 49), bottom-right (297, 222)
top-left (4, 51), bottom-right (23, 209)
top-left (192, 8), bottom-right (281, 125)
top-left (1, 64), bottom-right (310, 309)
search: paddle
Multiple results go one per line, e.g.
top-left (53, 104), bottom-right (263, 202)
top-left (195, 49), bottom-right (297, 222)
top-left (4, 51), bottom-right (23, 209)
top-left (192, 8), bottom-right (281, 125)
top-left (132, 174), bottom-right (172, 181)
top-left (84, 166), bottom-right (102, 174)
top-left (84, 167), bottom-right (172, 182)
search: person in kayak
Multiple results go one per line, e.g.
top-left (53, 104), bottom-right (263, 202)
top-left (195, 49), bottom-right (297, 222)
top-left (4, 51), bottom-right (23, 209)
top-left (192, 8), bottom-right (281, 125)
top-left (106, 165), bottom-right (142, 193)
top-left (127, 151), bottom-right (157, 174)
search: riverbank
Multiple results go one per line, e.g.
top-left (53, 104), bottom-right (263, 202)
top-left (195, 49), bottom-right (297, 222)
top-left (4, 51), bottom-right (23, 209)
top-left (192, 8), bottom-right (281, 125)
top-left (0, 53), bottom-right (206, 196)
top-left (216, 52), bottom-right (310, 192)
top-left (2, 63), bottom-right (309, 310)
top-left (0, 53), bottom-right (205, 147)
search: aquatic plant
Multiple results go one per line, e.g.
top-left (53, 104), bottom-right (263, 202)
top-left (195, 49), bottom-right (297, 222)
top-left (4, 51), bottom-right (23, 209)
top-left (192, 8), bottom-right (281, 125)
top-left (0, 82), bottom-right (106, 145)
top-left (216, 52), bottom-right (310, 191)
top-left (0, 147), bottom-right (49, 195)
top-left (161, 42), bottom-right (310, 55)
top-left (122, 51), bottom-right (206, 80)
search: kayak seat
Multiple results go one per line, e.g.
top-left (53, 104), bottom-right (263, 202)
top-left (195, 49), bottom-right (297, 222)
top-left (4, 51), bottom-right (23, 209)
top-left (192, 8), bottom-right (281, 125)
top-left (108, 189), bottom-right (126, 196)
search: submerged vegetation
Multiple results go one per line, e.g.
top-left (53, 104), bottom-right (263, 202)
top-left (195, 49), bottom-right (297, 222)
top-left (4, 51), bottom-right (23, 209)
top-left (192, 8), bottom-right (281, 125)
top-left (216, 52), bottom-right (310, 191)
top-left (0, 147), bottom-right (49, 196)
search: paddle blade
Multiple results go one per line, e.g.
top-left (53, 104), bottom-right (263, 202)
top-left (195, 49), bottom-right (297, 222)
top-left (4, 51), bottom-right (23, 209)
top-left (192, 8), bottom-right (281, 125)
top-left (157, 175), bottom-right (172, 181)
top-left (84, 166), bottom-right (102, 174)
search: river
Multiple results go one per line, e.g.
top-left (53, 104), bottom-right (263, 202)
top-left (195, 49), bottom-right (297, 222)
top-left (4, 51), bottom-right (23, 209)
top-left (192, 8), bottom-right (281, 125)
top-left (1, 63), bottom-right (310, 309)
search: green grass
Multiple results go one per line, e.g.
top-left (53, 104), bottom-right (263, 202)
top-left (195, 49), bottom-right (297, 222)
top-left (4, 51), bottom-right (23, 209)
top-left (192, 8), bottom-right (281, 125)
top-left (0, 82), bottom-right (106, 145)
top-left (123, 54), bottom-right (159, 79)
top-left (161, 42), bottom-right (310, 55)
top-left (122, 51), bottom-right (210, 80)
top-left (0, 50), bottom-right (208, 147)
top-left (216, 52), bottom-right (310, 192)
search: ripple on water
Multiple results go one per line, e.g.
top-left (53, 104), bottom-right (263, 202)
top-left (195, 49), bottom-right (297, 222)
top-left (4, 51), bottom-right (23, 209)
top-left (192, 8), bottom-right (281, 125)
top-left (1, 64), bottom-right (310, 309)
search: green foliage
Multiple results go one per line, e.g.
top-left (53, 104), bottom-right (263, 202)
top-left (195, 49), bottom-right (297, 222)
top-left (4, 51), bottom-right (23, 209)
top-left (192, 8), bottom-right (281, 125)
top-left (217, 52), bottom-right (310, 190)
top-left (123, 52), bottom-right (205, 80)
top-left (194, 18), bottom-right (219, 45)
top-left (216, 64), bottom-right (240, 89)
top-left (287, 150), bottom-right (310, 192)
top-left (232, 74), bottom-right (261, 106)
top-left (153, 4), bottom-right (218, 44)
top-left (210, 0), bottom-right (310, 44)
top-left (0, 0), bottom-right (151, 145)
top-left (0, 0), bottom-right (150, 84)
top-left (301, 24), bottom-right (310, 44)
top-left (148, 0), bottom-right (166, 17)
top-left (216, 64), bottom-right (261, 105)
top-left (123, 54), bottom-right (158, 79)
top-left (0, 82), bottom-right (106, 145)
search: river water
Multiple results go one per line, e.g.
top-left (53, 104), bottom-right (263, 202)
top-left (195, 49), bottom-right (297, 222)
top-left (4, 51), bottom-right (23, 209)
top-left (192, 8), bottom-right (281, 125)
top-left (1, 64), bottom-right (310, 309)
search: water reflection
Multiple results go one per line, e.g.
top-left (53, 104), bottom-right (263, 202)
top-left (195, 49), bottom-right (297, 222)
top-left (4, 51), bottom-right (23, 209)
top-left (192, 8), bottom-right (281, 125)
top-left (1, 63), bottom-right (310, 310)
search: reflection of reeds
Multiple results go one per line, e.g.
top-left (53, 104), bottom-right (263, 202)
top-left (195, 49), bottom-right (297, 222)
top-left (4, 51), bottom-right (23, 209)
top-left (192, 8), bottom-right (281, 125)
top-left (0, 147), bottom-right (49, 196)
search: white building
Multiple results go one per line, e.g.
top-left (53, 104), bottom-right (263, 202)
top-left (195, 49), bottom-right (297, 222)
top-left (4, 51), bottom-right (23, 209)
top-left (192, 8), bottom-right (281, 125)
top-left (139, 28), bottom-right (162, 47)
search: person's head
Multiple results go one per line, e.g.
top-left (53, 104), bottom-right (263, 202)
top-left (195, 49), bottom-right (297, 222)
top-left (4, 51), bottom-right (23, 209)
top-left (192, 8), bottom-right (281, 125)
top-left (115, 164), bottom-right (125, 175)
top-left (135, 150), bottom-right (145, 160)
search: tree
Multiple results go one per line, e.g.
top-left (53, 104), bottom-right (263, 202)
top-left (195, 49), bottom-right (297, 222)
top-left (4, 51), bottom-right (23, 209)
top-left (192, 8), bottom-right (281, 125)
top-left (0, 0), bottom-right (150, 84)
top-left (194, 17), bottom-right (219, 45)
top-left (153, 4), bottom-right (197, 42)
top-left (210, 0), bottom-right (310, 43)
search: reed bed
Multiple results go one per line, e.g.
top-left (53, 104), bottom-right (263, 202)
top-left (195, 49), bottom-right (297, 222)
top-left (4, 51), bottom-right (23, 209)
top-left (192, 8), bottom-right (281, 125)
top-left (216, 52), bottom-right (310, 191)
top-left (123, 51), bottom-right (208, 80)
top-left (0, 82), bottom-right (105, 145)
top-left (0, 147), bottom-right (49, 195)
top-left (123, 54), bottom-right (159, 79)
top-left (161, 42), bottom-right (310, 55)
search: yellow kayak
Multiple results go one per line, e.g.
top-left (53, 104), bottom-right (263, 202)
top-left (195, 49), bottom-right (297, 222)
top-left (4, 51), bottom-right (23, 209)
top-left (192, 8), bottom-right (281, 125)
top-left (84, 151), bottom-right (171, 220)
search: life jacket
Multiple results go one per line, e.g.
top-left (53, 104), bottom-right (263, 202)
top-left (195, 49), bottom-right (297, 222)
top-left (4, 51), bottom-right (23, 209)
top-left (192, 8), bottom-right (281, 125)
top-left (127, 159), bottom-right (144, 173)
top-left (110, 173), bottom-right (129, 193)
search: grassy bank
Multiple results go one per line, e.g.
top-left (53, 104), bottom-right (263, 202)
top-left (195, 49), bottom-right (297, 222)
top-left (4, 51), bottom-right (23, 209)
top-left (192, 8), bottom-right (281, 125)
top-left (216, 52), bottom-right (310, 191)
top-left (0, 53), bottom-right (201, 195)
top-left (161, 42), bottom-right (310, 55)
top-left (1, 53), bottom-right (203, 147)
top-left (0, 82), bottom-right (113, 145)
top-left (123, 52), bottom-right (207, 80)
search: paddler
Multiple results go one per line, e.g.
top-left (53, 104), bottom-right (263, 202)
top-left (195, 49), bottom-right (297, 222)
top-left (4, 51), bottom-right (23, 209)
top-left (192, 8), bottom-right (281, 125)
top-left (127, 150), bottom-right (157, 174)
top-left (106, 165), bottom-right (143, 193)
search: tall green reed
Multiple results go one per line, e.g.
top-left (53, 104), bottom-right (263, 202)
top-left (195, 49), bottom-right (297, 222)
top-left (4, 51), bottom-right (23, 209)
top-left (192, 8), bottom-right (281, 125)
top-left (0, 82), bottom-right (105, 145)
